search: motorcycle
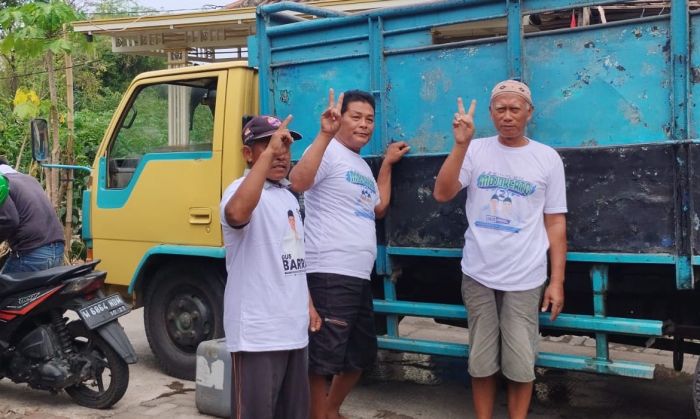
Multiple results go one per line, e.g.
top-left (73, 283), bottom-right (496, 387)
top-left (0, 260), bottom-right (137, 409)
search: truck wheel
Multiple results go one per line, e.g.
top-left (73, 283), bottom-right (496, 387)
top-left (144, 263), bottom-right (225, 381)
top-left (694, 357), bottom-right (700, 418)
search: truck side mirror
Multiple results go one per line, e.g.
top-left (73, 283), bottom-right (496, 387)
top-left (30, 118), bottom-right (49, 163)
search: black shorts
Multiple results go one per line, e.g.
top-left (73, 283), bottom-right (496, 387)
top-left (307, 272), bottom-right (377, 375)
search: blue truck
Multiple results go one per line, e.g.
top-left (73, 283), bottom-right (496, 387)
top-left (251, 0), bottom-right (700, 411)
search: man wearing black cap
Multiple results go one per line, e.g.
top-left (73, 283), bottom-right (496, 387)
top-left (219, 91), bottom-right (344, 418)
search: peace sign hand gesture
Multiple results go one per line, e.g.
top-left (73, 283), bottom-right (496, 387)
top-left (453, 97), bottom-right (476, 146)
top-left (320, 88), bottom-right (344, 138)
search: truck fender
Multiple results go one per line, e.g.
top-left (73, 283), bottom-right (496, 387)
top-left (127, 245), bottom-right (226, 296)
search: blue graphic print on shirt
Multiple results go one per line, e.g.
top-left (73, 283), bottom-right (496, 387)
top-left (474, 172), bottom-right (536, 233)
top-left (346, 170), bottom-right (377, 220)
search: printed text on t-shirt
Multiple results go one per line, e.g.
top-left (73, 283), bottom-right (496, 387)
top-left (473, 172), bottom-right (536, 233)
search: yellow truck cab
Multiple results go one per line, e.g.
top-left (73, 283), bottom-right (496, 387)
top-left (86, 62), bottom-right (257, 379)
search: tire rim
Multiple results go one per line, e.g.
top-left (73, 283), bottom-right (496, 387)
top-left (165, 288), bottom-right (213, 351)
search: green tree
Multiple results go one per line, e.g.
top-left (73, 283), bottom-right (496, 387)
top-left (0, 0), bottom-right (166, 261)
top-left (79, 0), bottom-right (164, 92)
top-left (0, 0), bottom-right (84, 208)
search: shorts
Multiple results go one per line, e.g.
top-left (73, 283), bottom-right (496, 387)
top-left (461, 274), bottom-right (543, 383)
top-left (307, 272), bottom-right (377, 375)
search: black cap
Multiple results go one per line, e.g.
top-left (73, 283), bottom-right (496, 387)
top-left (242, 115), bottom-right (302, 145)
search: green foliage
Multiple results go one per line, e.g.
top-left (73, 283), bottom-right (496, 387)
top-left (99, 50), bottom-right (165, 92)
top-left (0, 0), bottom-right (166, 261)
top-left (74, 89), bottom-right (122, 165)
top-left (0, 96), bottom-right (31, 169)
top-left (81, 0), bottom-right (147, 16)
top-left (12, 102), bottom-right (37, 120)
top-left (12, 87), bottom-right (40, 120)
top-left (0, 1), bottom-right (26, 8)
top-left (0, 1), bottom-right (82, 57)
top-left (110, 83), bottom-right (214, 160)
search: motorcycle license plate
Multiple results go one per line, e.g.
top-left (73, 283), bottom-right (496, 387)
top-left (78, 294), bottom-right (131, 330)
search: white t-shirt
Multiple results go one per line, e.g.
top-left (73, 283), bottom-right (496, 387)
top-left (458, 136), bottom-right (567, 291)
top-left (303, 139), bottom-right (380, 280)
top-left (220, 176), bottom-right (309, 352)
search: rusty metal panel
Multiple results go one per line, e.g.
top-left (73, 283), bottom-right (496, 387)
top-left (271, 57), bottom-right (372, 160)
top-left (690, 13), bottom-right (700, 139)
top-left (691, 144), bottom-right (700, 254)
top-left (384, 42), bottom-right (508, 155)
top-left (561, 144), bottom-right (675, 253)
top-left (256, 1), bottom-right (697, 292)
top-left (386, 144), bottom-right (676, 253)
top-left (525, 19), bottom-right (673, 147)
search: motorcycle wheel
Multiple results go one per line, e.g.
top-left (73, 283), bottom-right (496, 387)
top-left (64, 321), bottom-right (129, 409)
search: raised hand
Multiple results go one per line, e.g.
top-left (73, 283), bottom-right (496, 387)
top-left (266, 114), bottom-right (294, 158)
top-left (384, 141), bottom-right (411, 165)
top-left (320, 88), bottom-right (344, 137)
top-left (453, 97), bottom-right (476, 146)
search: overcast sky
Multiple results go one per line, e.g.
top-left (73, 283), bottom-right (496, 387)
top-left (136, 0), bottom-right (231, 12)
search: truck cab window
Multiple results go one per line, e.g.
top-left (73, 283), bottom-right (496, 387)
top-left (106, 78), bottom-right (217, 189)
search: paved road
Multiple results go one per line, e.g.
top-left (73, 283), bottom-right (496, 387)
top-left (0, 310), bottom-right (696, 418)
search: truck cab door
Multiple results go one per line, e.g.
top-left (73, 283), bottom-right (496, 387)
top-left (91, 71), bottom-right (226, 286)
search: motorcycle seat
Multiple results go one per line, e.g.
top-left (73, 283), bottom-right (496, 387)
top-left (0, 262), bottom-right (100, 297)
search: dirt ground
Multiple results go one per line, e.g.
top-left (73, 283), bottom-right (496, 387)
top-left (0, 311), bottom-right (696, 419)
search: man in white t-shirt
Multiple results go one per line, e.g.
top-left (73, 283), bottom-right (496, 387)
top-left (434, 80), bottom-right (567, 419)
top-left (289, 90), bottom-right (410, 419)
top-left (220, 114), bottom-right (320, 419)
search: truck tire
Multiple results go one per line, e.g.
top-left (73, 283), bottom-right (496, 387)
top-left (694, 357), bottom-right (700, 418)
top-left (144, 263), bottom-right (225, 381)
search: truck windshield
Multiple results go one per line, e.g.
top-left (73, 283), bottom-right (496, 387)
top-left (106, 78), bottom-right (217, 189)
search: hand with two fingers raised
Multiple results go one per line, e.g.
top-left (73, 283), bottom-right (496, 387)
top-left (320, 88), bottom-right (344, 139)
top-left (452, 97), bottom-right (477, 146)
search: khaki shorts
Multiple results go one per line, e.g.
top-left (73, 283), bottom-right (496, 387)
top-left (461, 274), bottom-right (543, 383)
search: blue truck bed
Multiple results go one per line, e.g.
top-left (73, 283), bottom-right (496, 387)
top-left (251, 0), bottom-right (700, 379)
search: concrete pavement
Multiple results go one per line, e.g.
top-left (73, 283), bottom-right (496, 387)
top-left (0, 310), bottom-right (696, 418)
